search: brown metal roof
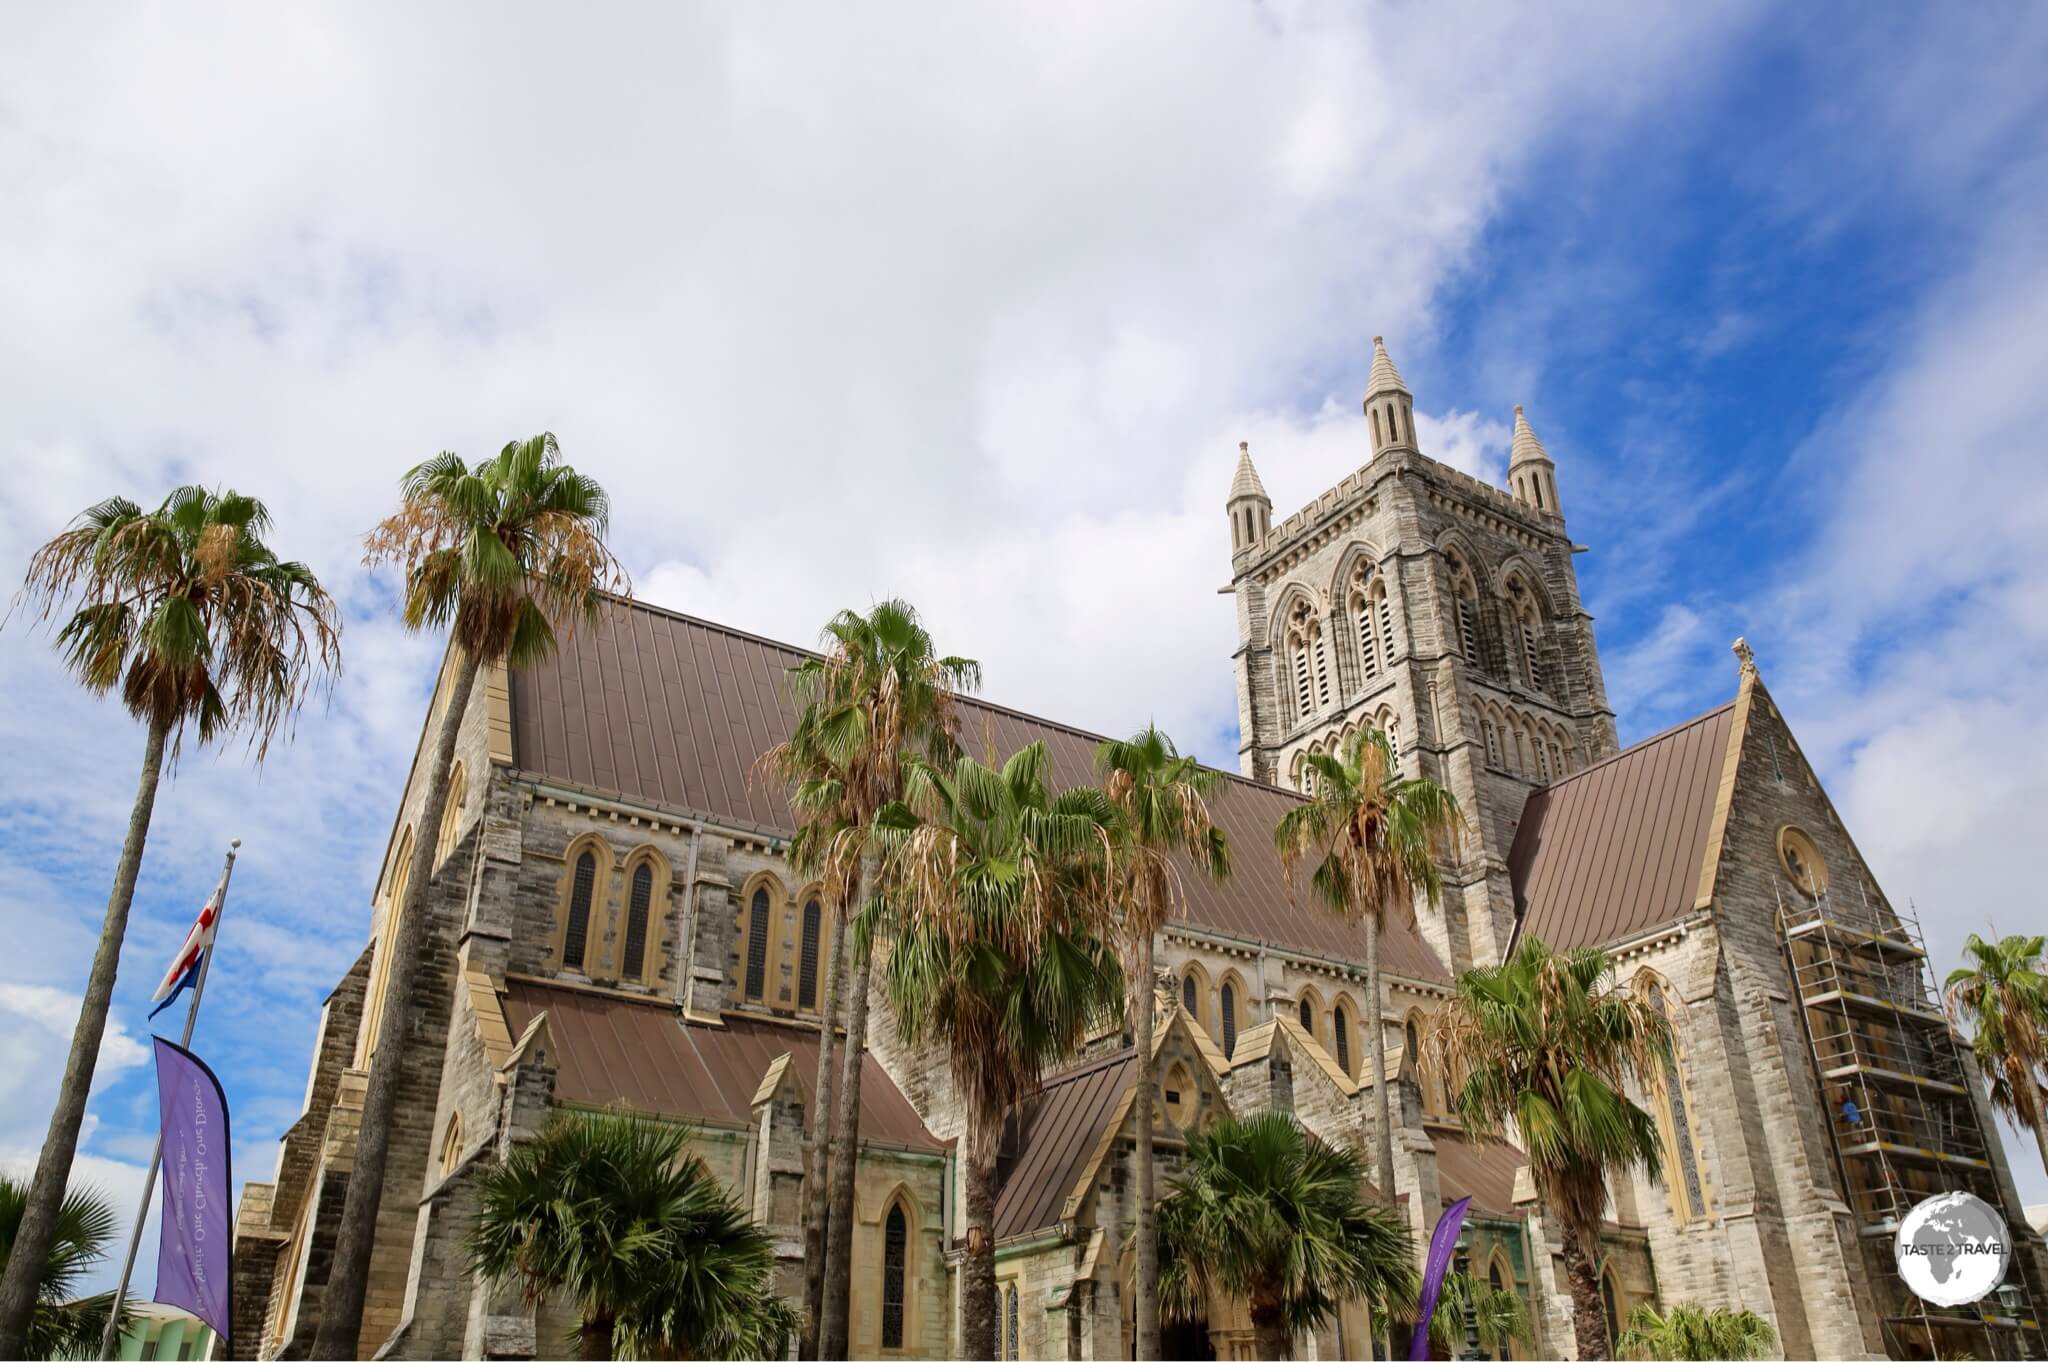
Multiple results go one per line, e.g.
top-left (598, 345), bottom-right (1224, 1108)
top-left (1508, 701), bottom-right (1737, 955)
top-left (509, 598), bottom-right (1448, 983)
top-left (499, 977), bottom-right (944, 1151)
top-left (1431, 1128), bottom-right (1526, 1220)
top-left (992, 1048), bottom-right (1136, 1241)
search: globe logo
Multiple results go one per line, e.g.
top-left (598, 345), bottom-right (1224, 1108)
top-left (1895, 1191), bottom-right (2010, 1308)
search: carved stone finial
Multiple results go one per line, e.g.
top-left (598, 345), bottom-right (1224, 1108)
top-left (1733, 636), bottom-right (1758, 677)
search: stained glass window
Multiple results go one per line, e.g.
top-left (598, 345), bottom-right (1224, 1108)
top-left (622, 862), bottom-right (652, 979)
top-left (882, 1203), bottom-right (907, 1348)
top-left (798, 897), bottom-right (822, 1010)
top-left (563, 850), bottom-right (596, 971)
top-left (744, 887), bottom-right (770, 1000)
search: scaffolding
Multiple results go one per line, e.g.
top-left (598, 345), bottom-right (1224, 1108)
top-left (1779, 882), bottom-right (2040, 1360)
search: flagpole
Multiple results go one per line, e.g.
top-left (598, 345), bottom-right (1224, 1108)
top-left (99, 839), bottom-right (240, 1362)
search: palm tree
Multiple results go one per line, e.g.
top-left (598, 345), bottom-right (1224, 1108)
top-left (759, 600), bottom-right (978, 1361)
top-left (320, 435), bottom-right (627, 1358)
top-left (1434, 935), bottom-right (1672, 1360)
top-left (1156, 1111), bottom-right (1417, 1361)
top-left (1271, 727), bottom-right (1460, 1203)
top-left (1615, 1301), bottom-right (1776, 1361)
top-left (1392, 1266), bottom-right (1531, 1359)
top-left (1944, 932), bottom-right (2048, 1176)
top-left (1094, 724), bottom-right (1229, 1362)
top-left (469, 1110), bottom-right (794, 1361)
top-left (0, 1175), bottom-right (126, 1360)
top-left (0, 488), bottom-right (339, 1357)
top-left (870, 742), bottom-right (1125, 1359)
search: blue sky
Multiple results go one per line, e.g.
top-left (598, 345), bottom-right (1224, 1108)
top-left (3, 3), bottom-right (2046, 1299)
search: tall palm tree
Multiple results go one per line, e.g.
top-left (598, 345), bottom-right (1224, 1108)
top-left (1271, 727), bottom-right (1460, 1203)
top-left (870, 742), bottom-right (1125, 1359)
top-left (0, 1174), bottom-right (126, 1360)
top-left (1434, 935), bottom-right (1672, 1360)
top-left (468, 1110), bottom-right (795, 1361)
top-left (1614, 1301), bottom-right (1776, 1361)
top-left (760, 600), bottom-right (978, 1362)
top-left (0, 488), bottom-right (339, 1357)
top-left (1944, 932), bottom-right (2048, 1175)
top-left (1094, 724), bottom-right (1229, 1362)
top-left (1156, 1111), bottom-right (1417, 1361)
top-left (320, 435), bottom-right (627, 1358)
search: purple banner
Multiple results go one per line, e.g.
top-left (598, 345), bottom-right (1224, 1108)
top-left (1409, 1194), bottom-right (1471, 1360)
top-left (152, 1037), bottom-right (233, 1341)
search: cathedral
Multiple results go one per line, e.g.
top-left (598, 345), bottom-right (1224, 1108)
top-left (230, 338), bottom-right (2047, 1360)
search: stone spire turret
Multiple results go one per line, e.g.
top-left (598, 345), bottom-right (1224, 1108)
top-left (1507, 404), bottom-right (1561, 518)
top-left (1364, 336), bottom-right (1417, 456)
top-left (1227, 440), bottom-right (1272, 554)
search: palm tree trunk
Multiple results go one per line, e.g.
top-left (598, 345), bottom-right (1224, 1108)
top-left (799, 882), bottom-right (853, 1360)
top-left (962, 1132), bottom-right (999, 1360)
top-left (578, 1312), bottom-right (615, 1361)
top-left (819, 929), bottom-right (877, 1360)
top-left (2035, 1112), bottom-right (2048, 1181)
top-left (0, 714), bottom-right (169, 1360)
top-left (313, 647), bottom-right (483, 1360)
top-left (1249, 1296), bottom-right (1292, 1361)
top-left (1558, 1222), bottom-right (1610, 1360)
top-left (1363, 909), bottom-right (1396, 1203)
top-left (1134, 928), bottom-right (1160, 1361)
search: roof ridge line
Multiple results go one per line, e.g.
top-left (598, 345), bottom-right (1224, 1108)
top-left (597, 593), bottom-right (1298, 800)
top-left (1534, 696), bottom-right (1737, 794)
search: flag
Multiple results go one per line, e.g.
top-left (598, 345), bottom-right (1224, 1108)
top-left (152, 1036), bottom-right (233, 1341)
top-left (149, 882), bottom-right (222, 1021)
top-left (1409, 1194), bottom-right (1472, 1360)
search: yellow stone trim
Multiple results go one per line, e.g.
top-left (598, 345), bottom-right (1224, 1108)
top-left (1226, 1018), bottom-right (1280, 1067)
top-left (752, 1051), bottom-right (794, 1108)
top-left (484, 660), bottom-right (514, 765)
top-left (1178, 1010), bottom-right (1232, 1080)
top-left (1062, 1086), bottom-right (1138, 1226)
top-left (501, 1010), bottom-right (552, 1077)
top-left (1274, 1014), bottom-right (1360, 1096)
top-left (1692, 665), bottom-right (1757, 910)
top-left (466, 970), bottom-right (515, 1070)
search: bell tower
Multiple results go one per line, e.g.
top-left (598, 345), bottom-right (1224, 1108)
top-left (1225, 338), bottom-right (1617, 970)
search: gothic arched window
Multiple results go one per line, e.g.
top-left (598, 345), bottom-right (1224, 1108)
top-left (563, 849), bottom-right (597, 972)
top-left (1445, 552), bottom-right (1480, 665)
top-left (1298, 996), bottom-right (1315, 1034)
top-left (882, 1202), bottom-right (908, 1349)
top-left (798, 896), bottom-right (823, 1010)
top-left (434, 763), bottom-right (467, 870)
top-left (1285, 599), bottom-right (1330, 722)
top-left (1355, 584), bottom-right (1382, 681)
top-left (1183, 973), bottom-right (1198, 1016)
top-left (1004, 1283), bottom-right (1020, 1360)
top-left (744, 886), bottom-right (770, 1001)
top-left (1487, 1258), bottom-right (1511, 1361)
top-left (439, 1110), bottom-right (464, 1177)
top-left (1483, 720), bottom-right (1502, 769)
top-left (1601, 1271), bottom-right (1620, 1345)
top-left (622, 861), bottom-right (653, 980)
top-left (1221, 981), bottom-right (1239, 1058)
top-left (1509, 579), bottom-right (1547, 693)
top-left (1645, 980), bottom-right (1710, 1222)
top-left (1334, 1004), bottom-right (1352, 1076)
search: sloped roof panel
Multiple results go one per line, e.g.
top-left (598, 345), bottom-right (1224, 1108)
top-left (1509, 702), bottom-right (1736, 954)
top-left (499, 977), bottom-right (943, 1151)
top-left (509, 599), bottom-right (1448, 982)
